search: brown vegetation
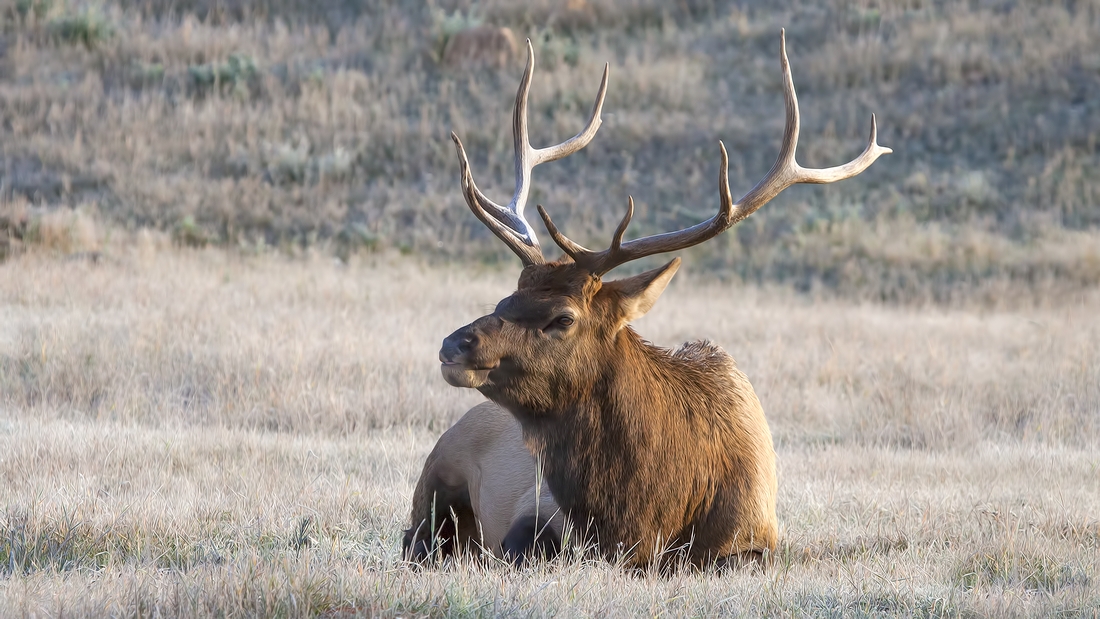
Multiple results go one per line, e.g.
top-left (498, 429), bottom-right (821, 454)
top-left (1, 0), bottom-right (1098, 301)
top-left (441, 25), bottom-right (518, 69)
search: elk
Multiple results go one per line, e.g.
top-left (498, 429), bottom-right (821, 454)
top-left (438, 32), bottom-right (890, 568)
top-left (404, 402), bottom-right (566, 564)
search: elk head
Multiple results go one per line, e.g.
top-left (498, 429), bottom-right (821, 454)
top-left (441, 31), bottom-right (891, 414)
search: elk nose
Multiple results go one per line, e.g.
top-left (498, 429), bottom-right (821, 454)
top-left (440, 329), bottom-right (478, 362)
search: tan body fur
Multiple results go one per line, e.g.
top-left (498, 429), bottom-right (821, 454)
top-left (404, 402), bottom-right (564, 562)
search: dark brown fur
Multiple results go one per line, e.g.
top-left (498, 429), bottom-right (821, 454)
top-left (439, 260), bottom-right (777, 568)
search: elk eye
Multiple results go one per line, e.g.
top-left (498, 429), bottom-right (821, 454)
top-left (554, 315), bottom-right (575, 328)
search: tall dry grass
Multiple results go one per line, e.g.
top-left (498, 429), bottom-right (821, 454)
top-left (1, 245), bottom-right (1098, 615)
top-left (2, 0), bottom-right (1099, 299)
top-left (3, 241), bottom-right (1098, 445)
top-left (2, 418), bottom-right (1097, 616)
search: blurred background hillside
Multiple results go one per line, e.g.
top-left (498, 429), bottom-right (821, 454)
top-left (1, 0), bottom-right (1098, 302)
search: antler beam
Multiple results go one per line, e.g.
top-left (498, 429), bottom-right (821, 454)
top-left (540, 29), bottom-right (892, 276)
top-left (452, 39), bottom-right (609, 267)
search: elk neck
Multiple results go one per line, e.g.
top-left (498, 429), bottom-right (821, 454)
top-left (486, 321), bottom-right (740, 518)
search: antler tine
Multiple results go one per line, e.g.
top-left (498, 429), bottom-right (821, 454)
top-left (537, 204), bottom-right (589, 260)
top-left (531, 60), bottom-right (609, 165)
top-left (453, 132), bottom-right (544, 267)
top-left (541, 28), bottom-right (891, 276)
top-left (610, 197), bottom-right (634, 252)
top-left (537, 197), bottom-right (637, 273)
top-left (726, 29), bottom-right (892, 214)
top-left (452, 39), bottom-right (610, 267)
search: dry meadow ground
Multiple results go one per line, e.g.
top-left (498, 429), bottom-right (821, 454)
top-left (2, 0), bottom-right (1100, 616)
top-left (1, 244), bottom-right (1098, 617)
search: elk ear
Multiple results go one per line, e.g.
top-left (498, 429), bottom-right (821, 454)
top-left (607, 258), bottom-right (681, 325)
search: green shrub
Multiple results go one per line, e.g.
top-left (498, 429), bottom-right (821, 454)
top-left (172, 215), bottom-right (208, 248)
top-left (129, 61), bottom-right (165, 87)
top-left (188, 54), bottom-right (258, 97)
top-left (49, 6), bottom-right (113, 49)
top-left (14, 0), bottom-right (53, 22)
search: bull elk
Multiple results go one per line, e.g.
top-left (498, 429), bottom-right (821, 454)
top-left (403, 402), bottom-right (566, 563)
top-left (434, 31), bottom-right (890, 568)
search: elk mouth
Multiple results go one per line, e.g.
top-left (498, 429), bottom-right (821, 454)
top-left (440, 361), bottom-right (495, 389)
top-left (439, 319), bottom-right (502, 389)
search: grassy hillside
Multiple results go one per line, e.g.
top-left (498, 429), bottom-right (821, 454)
top-left (1, 0), bottom-right (1099, 301)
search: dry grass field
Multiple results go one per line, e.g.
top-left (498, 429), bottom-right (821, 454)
top-left (1, 243), bottom-right (1098, 617)
top-left (2, 0), bottom-right (1100, 616)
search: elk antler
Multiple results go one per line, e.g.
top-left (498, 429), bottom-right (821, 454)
top-left (538, 29), bottom-right (892, 276)
top-left (452, 39), bottom-right (610, 267)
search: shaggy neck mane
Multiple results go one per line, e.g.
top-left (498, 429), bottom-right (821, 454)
top-left (490, 324), bottom-right (739, 549)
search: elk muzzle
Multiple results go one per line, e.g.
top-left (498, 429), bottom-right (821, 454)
top-left (439, 317), bottom-right (502, 389)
